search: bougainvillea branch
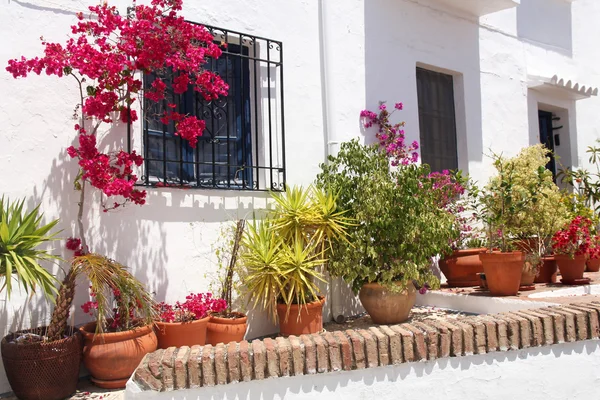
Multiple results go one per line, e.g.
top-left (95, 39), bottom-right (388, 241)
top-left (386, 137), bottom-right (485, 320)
top-left (6, 0), bottom-right (228, 249)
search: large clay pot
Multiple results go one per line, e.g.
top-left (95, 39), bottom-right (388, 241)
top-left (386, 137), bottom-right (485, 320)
top-left (1, 327), bottom-right (82, 400)
top-left (205, 312), bottom-right (248, 345)
top-left (80, 322), bottom-right (157, 389)
top-left (154, 316), bottom-right (210, 349)
top-left (479, 251), bottom-right (524, 296)
top-left (359, 282), bottom-right (416, 325)
top-left (555, 254), bottom-right (587, 283)
top-left (535, 256), bottom-right (558, 283)
top-left (439, 248), bottom-right (486, 287)
top-left (586, 258), bottom-right (600, 272)
top-left (277, 296), bottom-right (325, 336)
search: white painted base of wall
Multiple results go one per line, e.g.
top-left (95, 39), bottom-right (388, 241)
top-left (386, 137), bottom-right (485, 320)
top-left (528, 284), bottom-right (600, 298)
top-left (126, 339), bottom-right (600, 400)
top-left (415, 291), bottom-right (557, 314)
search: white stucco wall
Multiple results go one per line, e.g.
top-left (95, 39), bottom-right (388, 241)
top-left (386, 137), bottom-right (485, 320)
top-left (125, 339), bottom-right (600, 400)
top-left (2, 0), bottom-right (600, 394)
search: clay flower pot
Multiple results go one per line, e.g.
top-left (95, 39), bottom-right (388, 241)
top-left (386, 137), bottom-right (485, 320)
top-left (555, 254), bottom-right (587, 283)
top-left (80, 322), bottom-right (157, 389)
top-left (438, 248), bottom-right (486, 287)
top-left (586, 258), bottom-right (600, 272)
top-left (535, 256), bottom-right (558, 284)
top-left (479, 251), bottom-right (524, 296)
top-left (154, 316), bottom-right (210, 349)
top-left (277, 296), bottom-right (325, 336)
top-left (205, 312), bottom-right (248, 345)
top-left (359, 282), bottom-right (416, 325)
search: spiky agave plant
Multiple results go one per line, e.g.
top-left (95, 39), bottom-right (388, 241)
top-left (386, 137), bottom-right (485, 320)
top-left (47, 253), bottom-right (156, 340)
top-left (0, 197), bottom-right (59, 300)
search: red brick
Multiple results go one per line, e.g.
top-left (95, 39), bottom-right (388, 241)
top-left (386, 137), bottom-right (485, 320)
top-left (300, 334), bottom-right (317, 374)
top-left (498, 314), bottom-right (527, 349)
top-left (435, 320), bottom-right (464, 356)
top-left (252, 340), bottom-right (266, 380)
top-left (358, 329), bottom-right (379, 368)
top-left (346, 329), bottom-right (366, 369)
top-left (565, 305), bottom-right (599, 339)
top-left (312, 333), bottom-right (329, 373)
top-left (540, 307), bottom-right (576, 342)
top-left (227, 342), bottom-right (241, 383)
top-left (423, 320), bottom-right (450, 358)
top-left (401, 324), bottom-right (427, 360)
top-left (323, 332), bottom-right (342, 371)
top-left (462, 317), bottom-right (487, 355)
top-left (214, 343), bottom-right (227, 385)
top-left (201, 345), bottom-right (216, 387)
top-left (133, 355), bottom-right (162, 391)
top-left (379, 325), bottom-right (403, 364)
top-left (276, 337), bottom-right (292, 377)
top-left (556, 307), bottom-right (588, 341)
top-left (518, 310), bottom-right (555, 345)
top-left (513, 312), bottom-right (544, 347)
top-left (161, 346), bottom-right (176, 391)
top-left (174, 346), bottom-right (189, 390)
top-left (391, 325), bottom-right (415, 362)
top-left (412, 321), bottom-right (439, 360)
top-left (187, 345), bottom-right (202, 388)
top-left (239, 341), bottom-right (253, 382)
top-left (368, 327), bottom-right (390, 366)
top-left (536, 309), bottom-right (566, 344)
top-left (148, 349), bottom-right (164, 379)
top-left (333, 331), bottom-right (354, 371)
top-left (264, 338), bottom-right (280, 378)
top-left (288, 336), bottom-right (304, 376)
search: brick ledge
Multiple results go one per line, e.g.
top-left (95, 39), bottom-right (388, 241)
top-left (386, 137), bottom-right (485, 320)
top-left (132, 301), bottom-right (600, 392)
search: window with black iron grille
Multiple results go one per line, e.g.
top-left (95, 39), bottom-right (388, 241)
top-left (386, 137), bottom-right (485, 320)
top-left (416, 67), bottom-right (458, 173)
top-left (140, 23), bottom-right (286, 191)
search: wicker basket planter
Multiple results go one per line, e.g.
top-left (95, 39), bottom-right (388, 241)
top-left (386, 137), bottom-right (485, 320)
top-left (1, 327), bottom-right (82, 400)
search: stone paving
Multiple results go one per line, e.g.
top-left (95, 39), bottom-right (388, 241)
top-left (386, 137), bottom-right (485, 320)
top-left (0, 379), bottom-right (124, 400)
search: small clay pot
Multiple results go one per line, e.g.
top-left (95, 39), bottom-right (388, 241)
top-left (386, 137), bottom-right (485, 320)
top-left (439, 248), bottom-right (486, 287)
top-left (479, 251), bottom-right (524, 296)
top-left (205, 312), bottom-right (248, 345)
top-left (535, 256), bottom-right (558, 284)
top-left (154, 316), bottom-right (210, 349)
top-left (586, 258), bottom-right (600, 272)
top-left (277, 296), bottom-right (325, 336)
top-left (555, 254), bottom-right (587, 282)
top-left (359, 282), bottom-right (416, 325)
top-left (80, 322), bottom-right (157, 389)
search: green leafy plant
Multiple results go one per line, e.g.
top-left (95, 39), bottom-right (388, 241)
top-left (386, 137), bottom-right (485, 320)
top-left (0, 197), bottom-right (59, 300)
top-left (240, 186), bottom-right (350, 321)
top-left (316, 139), bottom-right (454, 292)
top-left (559, 140), bottom-right (600, 217)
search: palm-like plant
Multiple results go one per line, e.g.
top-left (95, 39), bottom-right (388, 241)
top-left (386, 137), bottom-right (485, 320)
top-left (0, 197), bottom-right (59, 300)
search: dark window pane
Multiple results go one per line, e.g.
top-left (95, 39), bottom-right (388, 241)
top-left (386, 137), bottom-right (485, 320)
top-left (416, 67), bottom-right (459, 173)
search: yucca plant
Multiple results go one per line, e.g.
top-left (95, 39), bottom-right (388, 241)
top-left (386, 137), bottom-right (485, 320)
top-left (0, 197), bottom-right (59, 300)
top-left (47, 253), bottom-right (156, 340)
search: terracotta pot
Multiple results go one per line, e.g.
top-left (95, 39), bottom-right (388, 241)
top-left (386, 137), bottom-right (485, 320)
top-left (277, 296), bottom-right (325, 336)
top-left (154, 316), bottom-right (210, 349)
top-left (535, 256), bottom-right (558, 284)
top-left (479, 251), bottom-right (524, 296)
top-left (439, 248), bottom-right (486, 287)
top-left (555, 254), bottom-right (587, 282)
top-left (1, 327), bottom-right (82, 400)
top-left (80, 322), bottom-right (157, 389)
top-left (520, 268), bottom-right (535, 287)
top-left (586, 258), bottom-right (600, 272)
top-left (205, 312), bottom-right (248, 345)
top-left (359, 282), bottom-right (416, 325)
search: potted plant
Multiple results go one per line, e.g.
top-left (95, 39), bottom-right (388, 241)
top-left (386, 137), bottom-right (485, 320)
top-left (551, 216), bottom-right (594, 284)
top-left (154, 292), bottom-right (226, 349)
top-left (241, 186), bottom-right (350, 336)
top-left (0, 198), bottom-right (76, 400)
top-left (317, 134), bottom-right (454, 324)
top-left (435, 172), bottom-right (488, 287)
top-left (206, 219), bottom-right (249, 345)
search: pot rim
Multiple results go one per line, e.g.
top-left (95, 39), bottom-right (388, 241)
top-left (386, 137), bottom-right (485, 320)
top-left (554, 253), bottom-right (588, 260)
top-left (153, 315), bottom-right (210, 327)
top-left (446, 247), bottom-right (488, 256)
top-left (1, 326), bottom-right (80, 349)
top-left (209, 311), bottom-right (248, 324)
top-left (276, 295), bottom-right (325, 311)
top-left (79, 321), bottom-right (154, 343)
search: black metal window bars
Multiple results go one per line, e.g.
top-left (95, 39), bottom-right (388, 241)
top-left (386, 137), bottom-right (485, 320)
top-left (137, 23), bottom-right (286, 191)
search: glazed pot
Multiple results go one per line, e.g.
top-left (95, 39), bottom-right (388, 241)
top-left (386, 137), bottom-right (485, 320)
top-left (154, 316), bottom-right (210, 349)
top-left (555, 254), bottom-right (587, 283)
top-left (205, 312), bottom-right (248, 345)
top-left (277, 296), bottom-right (325, 336)
top-left (80, 322), bottom-right (157, 389)
top-left (1, 327), bottom-right (81, 400)
top-left (535, 256), bottom-right (558, 284)
top-left (586, 258), bottom-right (600, 272)
top-left (479, 251), bottom-right (524, 296)
top-left (359, 282), bottom-right (416, 325)
top-left (438, 248), bottom-right (486, 287)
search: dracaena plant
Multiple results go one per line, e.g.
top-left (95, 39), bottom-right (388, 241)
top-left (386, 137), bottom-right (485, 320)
top-left (0, 197), bottom-right (59, 300)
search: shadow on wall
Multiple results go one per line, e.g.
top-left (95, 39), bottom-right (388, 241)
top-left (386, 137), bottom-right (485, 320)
top-left (364, 0), bottom-right (484, 168)
top-left (517, 0), bottom-right (573, 57)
